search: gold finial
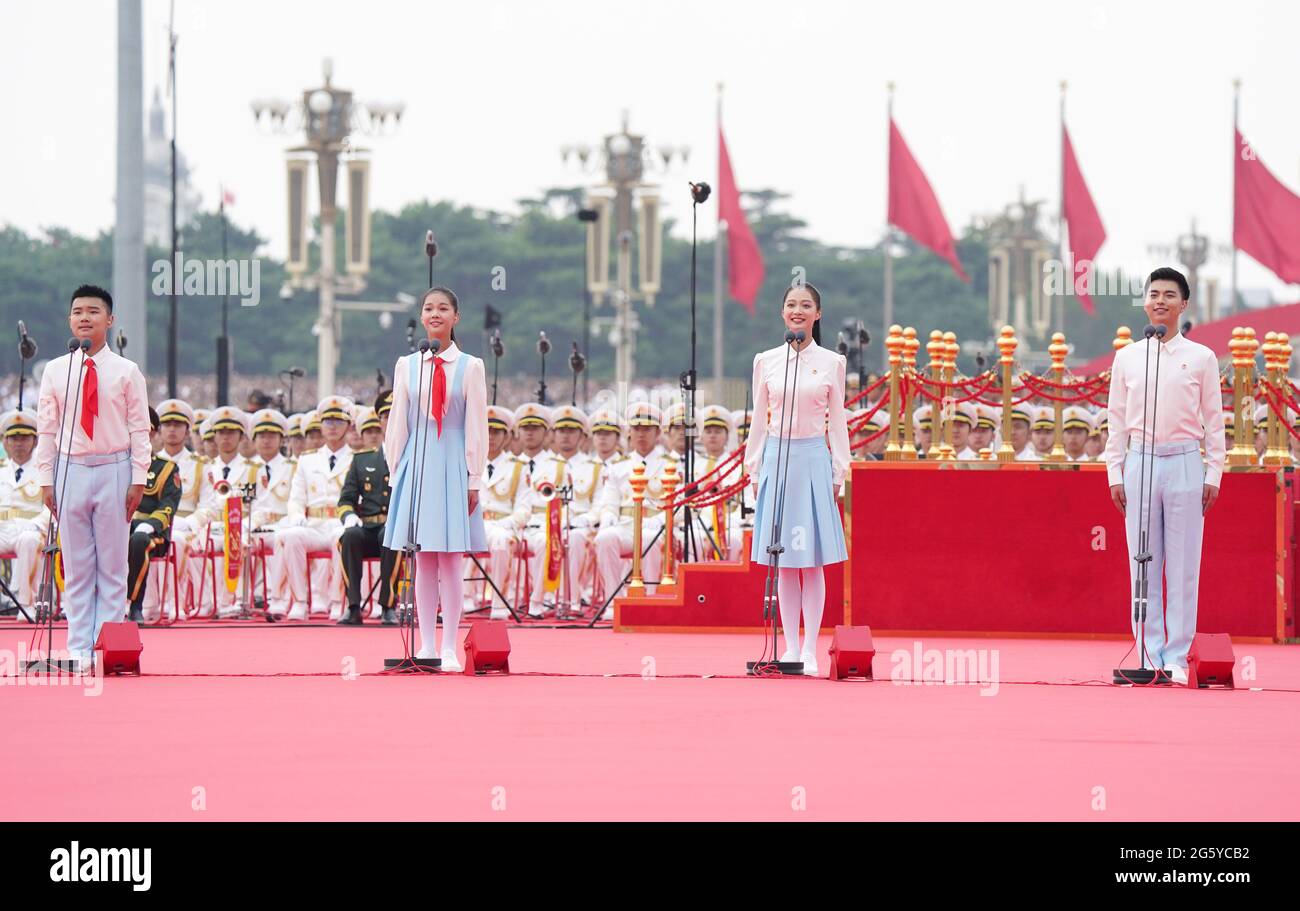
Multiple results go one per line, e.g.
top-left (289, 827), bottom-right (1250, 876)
top-left (997, 325), bottom-right (1018, 365)
top-left (1113, 326), bottom-right (1133, 350)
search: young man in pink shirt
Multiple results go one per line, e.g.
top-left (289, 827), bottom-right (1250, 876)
top-left (37, 285), bottom-right (151, 669)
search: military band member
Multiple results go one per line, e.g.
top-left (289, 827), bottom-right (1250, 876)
top-left (337, 403), bottom-right (397, 625)
top-left (692, 404), bottom-right (744, 559)
top-left (1253, 404), bottom-right (1268, 463)
top-left (1031, 405), bottom-right (1056, 457)
top-left (1010, 404), bottom-right (1040, 461)
top-left (478, 405), bottom-right (532, 620)
top-left (970, 403), bottom-right (1000, 457)
top-left (593, 402), bottom-right (670, 617)
top-left (0, 409), bottom-right (48, 617)
top-left (191, 408), bottom-right (210, 455)
top-left (247, 408), bottom-right (295, 614)
top-left (153, 399), bottom-right (206, 617)
top-left (950, 402), bottom-right (977, 460)
top-left (127, 408), bottom-right (184, 622)
top-left (285, 413), bottom-right (305, 458)
top-left (851, 407), bottom-right (888, 460)
top-left (1062, 406), bottom-right (1093, 462)
top-left (301, 410), bottom-right (323, 454)
top-left (569, 408), bottom-right (625, 603)
top-left (913, 404), bottom-right (934, 457)
top-left (193, 407), bottom-right (255, 617)
top-left (274, 396), bottom-right (354, 620)
top-left (515, 403), bottom-right (567, 617)
top-left (543, 404), bottom-right (598, 614)
top-left (662, 403), bottom-right (688, 458)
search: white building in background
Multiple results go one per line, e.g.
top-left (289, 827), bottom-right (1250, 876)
top-left (144, 87), bottom-right (201, 248)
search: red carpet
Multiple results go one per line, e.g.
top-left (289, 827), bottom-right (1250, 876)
top-left (2, 622), bottom-right (1297, 821)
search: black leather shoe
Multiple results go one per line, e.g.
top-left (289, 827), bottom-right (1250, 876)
top-left (381, 607), bottom-right (397, 626)
top-left (127, 604), bottom-right (144, 623)
top-left (337, 606), bottom-right (364, 625)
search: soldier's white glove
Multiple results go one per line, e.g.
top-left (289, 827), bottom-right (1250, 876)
top-left (343, 513), bottom-right (362, 529)
top-left (132, 522), bottom-right (153, 535)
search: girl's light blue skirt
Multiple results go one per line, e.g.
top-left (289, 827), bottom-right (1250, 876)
top-left (749, 436), bottom-right (847, 568)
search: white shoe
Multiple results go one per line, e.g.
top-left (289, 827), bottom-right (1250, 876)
top-left (489, 606), bottom-right (509, 621)
top-left (440, 649), bottom-right (463, 672)
top-left (1164, 665), bottom-right (1188, 685)
top-left (800, 652), bottom-right (819, 677)
top-left (286, 607), bottom-right (307, 621)
top-left (780, 649), bottom-right (799, 664)
top-left (601, 606), bottom-right (613, 621)
top-left (527, 605), bottom-right (546, 619)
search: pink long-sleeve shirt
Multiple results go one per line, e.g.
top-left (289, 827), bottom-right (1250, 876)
top-left (744, 341), bottom-right (851, 487)
top-left (36, 346), bottom-right (151, 486)
top-left (384, 343), bottom-right (488, 490)
top-left (1102, 331), bottom-right (1226, 487)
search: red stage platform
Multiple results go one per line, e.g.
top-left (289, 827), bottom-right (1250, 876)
top-left (616, 462), bottom-right (1294, 642)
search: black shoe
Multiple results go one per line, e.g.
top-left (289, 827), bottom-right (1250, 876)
top-left (381, 607), bottom-right (397, 626)
top-left (127, 604), bottom-right (144, 623)
top-left (337, 606), bottom-right (364, 626)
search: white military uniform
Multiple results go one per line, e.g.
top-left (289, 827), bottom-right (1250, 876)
top-left (153, 399), bottom-right (205, 619)
top-left (247, 436), bottom-right (296, 614)
top-left (478, 447), bottom-right (532, 619)
top-left (274, 402), bottom-right (353, 620)
top-left (520, 447), bottom-right (568, 616)
top-left (192, 410), bottom-right (256, 617)
top-left (0, 410), bottom-right (48, 614)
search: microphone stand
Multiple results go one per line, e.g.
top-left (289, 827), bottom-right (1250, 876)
top-left (17, 326), bottom-right (36, 411)
top-left (27, 339), bottom-right (90, 674)
top-left (569, 343), bottom-right (585, 407)
top-left (681, 182), bottom-right (709, 566)
top-left (747, 331), bottom-right (805, 676)
top-left (384, 338), bottom-right (440, 672)
top-left (536, 332), bottom-right (551, 406)
top-left (490, 331), bottom-right (504, 406)
top-left (1113, 325), bottom-right (1167, 685)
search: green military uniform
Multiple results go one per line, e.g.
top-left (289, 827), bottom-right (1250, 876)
top-left (337, 447), bottom-right (398, 623)
top-left (127, 455), bottom-right (184, 621)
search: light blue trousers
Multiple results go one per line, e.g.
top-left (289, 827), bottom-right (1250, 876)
top-left (55, 450), bottom-right (132, 658)
top-left (1122, 440), bottom-right (1204, 669)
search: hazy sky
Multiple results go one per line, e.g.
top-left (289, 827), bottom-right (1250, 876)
top-left (3, 0), bottom-right (1298, 303)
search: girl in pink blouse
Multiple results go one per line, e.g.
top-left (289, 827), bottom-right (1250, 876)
top-left (743, 283), bottom-right (850, 676)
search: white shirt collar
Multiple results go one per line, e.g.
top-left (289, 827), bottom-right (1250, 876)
top-left (421, 341), bottom-right (460, 363)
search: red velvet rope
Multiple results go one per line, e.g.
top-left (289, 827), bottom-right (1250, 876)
top-left (1017, 371), bottom-right (1109, 391)
top-left (1256, 384), bottom-right (1300, 443)
top-left (850, 425), bottom-right (889, 450)
top-left (847, 390), bottom-right (890, 432)
top-left (844, 372), bottom-right (890, 409)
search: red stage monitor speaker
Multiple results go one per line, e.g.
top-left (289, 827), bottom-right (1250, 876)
top-left (829, 625), bottom-right (874, 681)
top-left (463, 622), bottom-right (510, 675)
top-left (94, 622), bottom-right (143, 675)
top-left (1188, 632), bottom-right (1235, 689)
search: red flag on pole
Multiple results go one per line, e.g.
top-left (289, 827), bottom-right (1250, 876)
top-left (718, 126), bottom-right (765, 313)
top-left (1235, 129), bottom-right (1300, 284)
top-left (888, 119), bottom-right (969, 282)
top-left (1062, 125), bottom-right (1106, 315)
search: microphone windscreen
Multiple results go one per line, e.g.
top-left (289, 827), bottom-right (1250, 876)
top-left (1156, 325), bottom-right (1168, 337)
top-left (430, 339), bottom-right (442, 354)
top-left (418, 340), bottom-right (431, 353)
top-left (80, 338), bottom-right (91, 351)
top-left (67, 337), bottom-right (79, 351)
top-left (1143, 324), bottom-right (1157, 338)
top-left (784, 330), bottom-right (796, 343)
top-left (794, 331), bottom-right (806, 342)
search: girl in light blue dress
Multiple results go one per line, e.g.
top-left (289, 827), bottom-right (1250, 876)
top-left (384, 287), bottom-right (488, 670)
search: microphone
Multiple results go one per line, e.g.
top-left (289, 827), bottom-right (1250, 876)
top-left (429, 339), bottom-right (442, 355)
top-left (78, 338), bottom-right (91, 352)
top-left (66, 337), bottom-right (79, 352)
top-left (689, 181), bottom-right (712, 204)
top-left (784, 330), bottom-right (796, 344)
top-left (418, 339), bottom-right (431, 354)
top-left (1143, 324), bottom-right (1158, 339)
top-left (537, 332), bottom-right (551, 356)
top-left (569, 341), bottom-right (586, 373)
top-left (286, 366), bottom-right (306, 378)
top-left (18, 322), bottom-right (36, 359)
top-left (425, 230), bottom-right (438, 259)
top-left (490, 330), bottom-right (504, 359)
top-left (1156, 325), bottom-right (1169, 338)
top-left (115, 330), bottom-right (127, 353)
top-left (793, 330), bottom-right (806, 343)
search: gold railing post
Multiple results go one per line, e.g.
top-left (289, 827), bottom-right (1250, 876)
top-left (996, 325), bottom-right (1017, 462)
top-left (627, 464), bottom-right (648, 595)
top-left (940, 331), bottom-right (959, 461)
top-left (884, 325), bottom-right (905, 461)
top-left (658, 463), bottom-right (680, 593)
top-left (901, 327), bottom-right (920, 460)
top-left (925, 330), bottom-right (944, 459)
top-left (1228, 327), bottom-right (1253, 468)
top-left (1046, 331), bottom-right (1069, 463)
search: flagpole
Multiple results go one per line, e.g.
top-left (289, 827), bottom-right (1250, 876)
top-left (713, 82), bottom-right (725, 392)
top-left (1057, 80), bottom-right (1066, 337)
top-left (882, 81), bottom-right (894, 371)
top-left (1231, 78), bottom-right (1240, 317)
